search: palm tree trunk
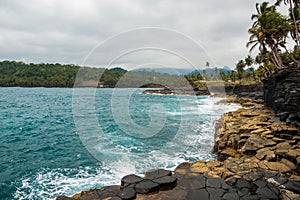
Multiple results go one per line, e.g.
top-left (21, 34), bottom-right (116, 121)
top-left (289, 1), bottom-right (300, 46)
top-left (270, 45), bottom-right (284, 69)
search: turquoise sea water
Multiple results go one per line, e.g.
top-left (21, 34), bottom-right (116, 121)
top-left (0, 88), bottom-right (240, 200)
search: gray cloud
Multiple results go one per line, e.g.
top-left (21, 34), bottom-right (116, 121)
top-left (0, 0), bottom-right (266, 69)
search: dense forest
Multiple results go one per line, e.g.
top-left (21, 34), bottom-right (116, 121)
top-left (0, 60), bottom-right (194, 88)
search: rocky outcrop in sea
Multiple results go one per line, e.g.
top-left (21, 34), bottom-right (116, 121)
top-left (142, 83), bottom-right (263, 99)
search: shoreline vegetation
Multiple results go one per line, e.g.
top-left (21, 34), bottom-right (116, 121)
top-left (57, 97), bottom-right (300, 200)
top-left (0, 60), bottom-right (262, 90)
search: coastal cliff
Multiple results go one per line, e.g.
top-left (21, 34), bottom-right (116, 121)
top-left (263, 67), bottom-right (300, 128)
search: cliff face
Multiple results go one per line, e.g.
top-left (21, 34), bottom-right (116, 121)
top-left (263, 67), bottom-right (300, 128)
top-left (224, 84), bottom-right (263, 99)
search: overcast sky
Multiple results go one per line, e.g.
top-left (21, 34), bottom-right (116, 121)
top-left (0, 0), bottom-right (277, 69)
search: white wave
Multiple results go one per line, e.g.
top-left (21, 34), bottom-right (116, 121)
top-left (13, 165), bottom-right (119, 200)
top-left (13, 96), bottom-right (241, 200)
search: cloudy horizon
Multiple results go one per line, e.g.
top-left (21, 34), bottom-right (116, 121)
top-left (0, 0), bottom-right (278, 70)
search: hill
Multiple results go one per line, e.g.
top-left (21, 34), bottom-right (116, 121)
top-left (0, 61), bottom-right (188, 88)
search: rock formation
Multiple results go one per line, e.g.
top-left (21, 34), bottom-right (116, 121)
top-left (263, 67), bottom-right (300, 128)
top-left (57, 97), bottom-right (300, 200)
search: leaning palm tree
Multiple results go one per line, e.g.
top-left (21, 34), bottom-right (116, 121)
top-left (247, 2), bottom-right (292, 69)
top-left (275, 0), bottom-right (300, 46)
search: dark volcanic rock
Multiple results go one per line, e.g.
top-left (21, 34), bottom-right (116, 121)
top-left (56, 196), bottom-right (73, 200)
top-left (255, 186), bottom-right (279, 199)
top-left (206, 178), bottom-right (221, 188)
top-left (189, 175), bottom-right (206, 189)
top-left (152, 176), bottom-right (177, 190)
top-left (283, 180), bottom-right (300, 194)
top-left (207, 187), bottom-right (225, 199)
top-left (263, 67), bottom-right (300, 128)
top-left (186, 189), bottom-right (209, 200)
top-left (134, 179), bottom-right (160, 194)
top-left (144, 169), bottom-right (172, 180)
top-left (235, 179), bottom-right (251, 189)
top-left (222, 192), bottom-right (240, 200)
top-left (98, 186), bottom-right (121, 199)
top-left (121, 174), bottom-right (143, 186)
top-left (118, 187), bottom-right (136, 200)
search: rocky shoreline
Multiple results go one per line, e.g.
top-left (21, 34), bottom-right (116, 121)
top-left (57, 97), bottom-right (300, 200)
top-left (142, 83), bottom-right (263, 100)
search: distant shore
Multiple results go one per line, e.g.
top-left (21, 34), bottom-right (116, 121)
top-left (142, 83), bottom-right (263, 100)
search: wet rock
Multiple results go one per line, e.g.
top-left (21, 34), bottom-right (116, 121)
top-left (144, 169), bottom-right (172, 180)
top-left (135, 179), bottom-right (159, 194)
top-left (118, 187), bottom-right (136, 200)
top-left (98, 186), bottom-right (121, 199)
top-left (121, 174), bottom-right (143, 187)
top-left (152, 176), bottom-right (177, 190)
top-left (56, 196), bottom-right (73, 200)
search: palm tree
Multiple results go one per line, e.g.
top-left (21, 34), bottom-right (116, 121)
top-left (235, 60), bottom-right (246, 80)
top-left (245, 55), bottom-right (254, 67)
top-left (275, 0), bottom-right (300, 46)
top-left (247, 2), bottom-right (292, 69)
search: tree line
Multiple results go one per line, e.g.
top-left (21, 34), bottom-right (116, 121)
top-left (0, 60), bottom-right (191, 88)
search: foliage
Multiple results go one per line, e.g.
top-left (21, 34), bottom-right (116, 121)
top-left (234, 1), bottom-right (300, 81)
top-left (247, 2), bottom-right (293, 69)
top-left (235, 60), bottom-right (246, 79)
top-left (0, 61), bottom-right (190, 88)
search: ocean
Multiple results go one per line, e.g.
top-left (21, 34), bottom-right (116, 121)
top-left (0, 87), bottom-right (240, 200)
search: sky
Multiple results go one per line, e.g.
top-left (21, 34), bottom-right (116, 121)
top-left (0, 0), bottom-right (277, 70)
